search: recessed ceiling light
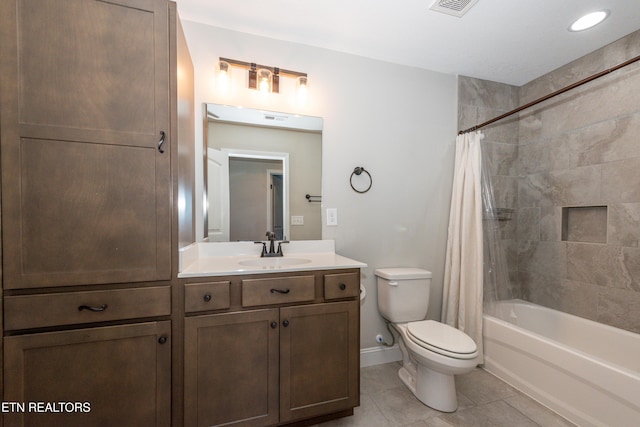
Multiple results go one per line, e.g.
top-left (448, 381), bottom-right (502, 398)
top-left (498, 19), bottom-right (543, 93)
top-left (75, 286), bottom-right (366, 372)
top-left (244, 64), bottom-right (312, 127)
top-left (569, 10), bottom-right (610, 32)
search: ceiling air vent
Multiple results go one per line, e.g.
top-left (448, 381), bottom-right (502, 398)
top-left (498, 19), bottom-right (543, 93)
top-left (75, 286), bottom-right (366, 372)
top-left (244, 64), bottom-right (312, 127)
top-left (429, 0), bottom-right (479, 17)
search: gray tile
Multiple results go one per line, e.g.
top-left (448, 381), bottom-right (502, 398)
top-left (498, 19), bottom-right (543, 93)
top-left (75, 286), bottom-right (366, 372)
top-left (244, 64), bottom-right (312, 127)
top-left (316, 394), bottom-right (392, 427)
top-left (517, 240), bottom-right (567, 279)
top-left (360, 362), bottom-right (404, 395)
top-left (529, 70), bottom-right (640, 139)
top-left (566, 243), bottom-right (638, 290)
top-left (574, 114), bottom-right (640, 167)
top-left (458, 76), bottom-right (519, 112)
top-left (319, 364), bottom-right (576, 427)
top-left (556, 279), bottom-right (599, 319)
top-left (539, 206), bottom-right (562, 242)
top-left (426, 400), bottom-right (539, 427)
top-left (483, 141), bottom-right (518, 176)
top-left (505, 394), bottom-right (577, 427)
top-left (490, 175), bottom-right (518, 211)
top-left (369, 386), bottom-right (440, 426)
top-left (623, 247), bottom-right (640, 291)
top-left (455, 368), bottom-right (519, 405)
top-left (547, 166), bottom-right (601, 206)
top-left (598, 286), bottom-right (640, 334)
top-left (516, 207), bottom-right (540, 242)
top-left (519, 271), bottom-right (564, 309)
top-left (399, 421), bottom-right (429, 427)
top-left (518, 173), bottom-right (549, 208)
top-left (457, 103), bottom-right (478, 131)
top-left (602, 158), bottom-right (640, 203)
top-left (608, 203), bottom-right (640, 247)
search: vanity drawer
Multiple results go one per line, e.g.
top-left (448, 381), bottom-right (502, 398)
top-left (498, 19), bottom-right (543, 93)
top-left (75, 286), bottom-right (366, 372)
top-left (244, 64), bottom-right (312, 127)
top-left (324, 272), bottom-right (360, 300)
top-left (4, 286), bottom-right (171, 331)
top-left (242, 275), bottom-right (315, 307)
top-left (185, 281), bottom-right (230, 313)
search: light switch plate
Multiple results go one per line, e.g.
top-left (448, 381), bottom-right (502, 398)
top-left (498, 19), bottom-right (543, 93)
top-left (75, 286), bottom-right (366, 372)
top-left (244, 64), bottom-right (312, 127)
top-left (291, 215), bottom-right (304, 225)
top-left (326, 208), bottom-right (338, 226)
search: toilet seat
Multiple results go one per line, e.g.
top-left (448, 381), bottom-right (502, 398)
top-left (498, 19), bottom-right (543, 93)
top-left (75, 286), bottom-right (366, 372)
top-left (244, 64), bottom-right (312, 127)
top-left (407, 320), bottom-right (478, 360)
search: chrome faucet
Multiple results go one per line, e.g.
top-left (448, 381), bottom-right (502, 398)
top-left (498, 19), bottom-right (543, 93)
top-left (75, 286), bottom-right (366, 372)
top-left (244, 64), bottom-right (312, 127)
top-left (255, 231), bottom-right (289, 257)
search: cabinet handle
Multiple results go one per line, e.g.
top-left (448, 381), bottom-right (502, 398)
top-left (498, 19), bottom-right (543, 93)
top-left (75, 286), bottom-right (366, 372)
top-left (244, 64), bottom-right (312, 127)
top-left (282, 320), bottom-right (290, 327)
top-left (157, 131), bottom-right (166, 153)
top-left (270, 321), bottom-right (278, 329)
top-left (339, 283), bottom-right (347, 290)
top-left (158, 336), bottom-right (168, 344)
top-left (270, 288), bottom-right (290, 294)
top-left (203, 293), bottom-right (212, 302)
top-left (78, 304), bottom-right (108, 312)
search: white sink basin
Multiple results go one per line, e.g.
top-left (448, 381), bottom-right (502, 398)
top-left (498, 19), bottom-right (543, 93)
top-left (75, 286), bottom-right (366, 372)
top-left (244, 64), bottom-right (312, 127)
top-left (238, 257), bottom-right (312, 267)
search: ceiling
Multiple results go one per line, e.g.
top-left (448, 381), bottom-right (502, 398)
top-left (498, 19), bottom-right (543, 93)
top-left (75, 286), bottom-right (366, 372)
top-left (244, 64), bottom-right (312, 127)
top-left (175, 0), bottom-right (640, 86)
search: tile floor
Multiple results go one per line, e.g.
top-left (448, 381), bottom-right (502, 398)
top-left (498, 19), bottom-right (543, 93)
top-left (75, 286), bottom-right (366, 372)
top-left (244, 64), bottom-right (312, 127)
top-left (316, 362), bottom-right (576, 427)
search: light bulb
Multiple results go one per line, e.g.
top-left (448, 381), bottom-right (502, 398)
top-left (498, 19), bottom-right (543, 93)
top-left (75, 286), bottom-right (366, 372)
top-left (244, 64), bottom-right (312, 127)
top-left (258, 69), bottom-right (272, 93)
top-left (297, 76), bottom-right (308, 104)
top-left (259, 77), bottom-right (269, 93)
top-left (217, 61), bottom-right (230, 90)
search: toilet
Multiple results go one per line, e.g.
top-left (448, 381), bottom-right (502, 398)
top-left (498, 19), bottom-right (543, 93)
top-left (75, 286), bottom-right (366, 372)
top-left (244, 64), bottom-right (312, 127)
top-left (375, 267), bottom-right (478, 412)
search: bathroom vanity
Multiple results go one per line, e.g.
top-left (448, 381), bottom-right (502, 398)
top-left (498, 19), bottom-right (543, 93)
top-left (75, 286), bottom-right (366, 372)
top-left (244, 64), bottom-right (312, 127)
top-left (0, 0), bottom-right (364, 426)
top-left (179, 242), bottom-right (365, 427)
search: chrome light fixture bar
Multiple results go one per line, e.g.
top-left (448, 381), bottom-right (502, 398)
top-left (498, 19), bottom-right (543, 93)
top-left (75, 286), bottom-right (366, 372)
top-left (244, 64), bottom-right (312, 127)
top-left (219, 57), bottom-right (307, 94)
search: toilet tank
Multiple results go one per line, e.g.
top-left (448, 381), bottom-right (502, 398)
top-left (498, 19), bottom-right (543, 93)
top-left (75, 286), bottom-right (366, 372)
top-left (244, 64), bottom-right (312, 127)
top-left (375, 267), bottom-right (432, 323)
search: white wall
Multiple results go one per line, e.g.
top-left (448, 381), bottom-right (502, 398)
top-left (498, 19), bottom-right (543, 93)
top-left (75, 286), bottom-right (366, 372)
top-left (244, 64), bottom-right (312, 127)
top-left (181, 21), bottom-right (458, 350)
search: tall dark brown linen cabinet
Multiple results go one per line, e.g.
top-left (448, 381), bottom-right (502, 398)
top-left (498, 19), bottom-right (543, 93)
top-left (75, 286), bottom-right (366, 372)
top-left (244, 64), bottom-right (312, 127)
top-left (0, 0), bottom-right (194, 426)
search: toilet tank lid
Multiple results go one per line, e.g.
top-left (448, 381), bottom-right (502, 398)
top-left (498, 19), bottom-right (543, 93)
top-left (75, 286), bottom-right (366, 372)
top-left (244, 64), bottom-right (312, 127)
top-left (374, 268), bottom-right (432, 280)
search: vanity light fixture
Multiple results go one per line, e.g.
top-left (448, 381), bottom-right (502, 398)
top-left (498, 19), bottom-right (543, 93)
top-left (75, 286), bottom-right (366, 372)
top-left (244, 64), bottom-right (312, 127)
top-left (569, 10), bottom-right (609, 32)
top-left (219, 57), bottom-right (307, 95)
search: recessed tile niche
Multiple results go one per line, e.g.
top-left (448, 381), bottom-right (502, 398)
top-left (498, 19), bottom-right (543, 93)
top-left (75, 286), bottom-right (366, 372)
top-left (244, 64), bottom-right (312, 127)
top-left (561, 206), bottom-right (608, 243)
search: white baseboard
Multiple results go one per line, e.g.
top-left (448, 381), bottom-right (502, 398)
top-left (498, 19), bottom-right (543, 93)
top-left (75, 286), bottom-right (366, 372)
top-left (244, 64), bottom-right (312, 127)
top-left (360, 345), bottom-right (402, 367)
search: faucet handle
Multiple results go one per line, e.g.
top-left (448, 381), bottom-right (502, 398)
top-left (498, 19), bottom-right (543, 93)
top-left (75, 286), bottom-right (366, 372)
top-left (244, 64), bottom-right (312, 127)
top-left (254, 241), bottom-right (268, 257)
top-left (276, 240), bottom-right (290, 255)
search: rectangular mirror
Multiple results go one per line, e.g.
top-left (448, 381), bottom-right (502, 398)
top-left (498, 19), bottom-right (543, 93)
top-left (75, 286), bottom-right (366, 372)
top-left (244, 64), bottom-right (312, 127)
top-left (204, 103), bottom-right (323, 242)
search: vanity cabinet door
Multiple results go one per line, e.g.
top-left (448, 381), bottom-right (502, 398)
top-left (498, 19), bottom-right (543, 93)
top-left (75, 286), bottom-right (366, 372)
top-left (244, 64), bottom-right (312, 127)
top-left (279, 300), bottom-right (360, 423)
top-left (0, 0), bottom-right (172, 289)
top-left (3, 321), bottom-right (171, 427)
top-left (184, 310), bottom-right (279, 427)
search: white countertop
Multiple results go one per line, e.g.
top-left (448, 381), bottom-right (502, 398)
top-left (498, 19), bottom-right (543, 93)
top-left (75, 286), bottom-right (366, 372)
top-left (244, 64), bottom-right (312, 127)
top-left (178, 240), bottom-right (366, 278)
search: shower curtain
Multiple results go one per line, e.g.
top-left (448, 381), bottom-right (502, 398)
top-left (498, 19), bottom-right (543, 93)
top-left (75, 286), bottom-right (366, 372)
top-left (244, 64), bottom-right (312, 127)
top-left (442, 131), bottom-right (484, 363)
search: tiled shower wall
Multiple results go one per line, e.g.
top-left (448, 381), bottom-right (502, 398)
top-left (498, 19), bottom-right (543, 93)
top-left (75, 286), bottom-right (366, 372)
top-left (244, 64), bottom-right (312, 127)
top-left (457, 78), bottom-right (521, 301)
top-left (459, 29), bottom-right (640, 334)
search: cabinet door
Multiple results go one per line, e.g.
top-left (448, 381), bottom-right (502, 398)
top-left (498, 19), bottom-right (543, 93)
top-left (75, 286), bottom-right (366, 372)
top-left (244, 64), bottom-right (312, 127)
top-left (184, 310), bottom-right (279, 427)
top-left (3, 321), bottom-right (171, 427)
top-left (0, 0), bottom-right (171, 288)
top-left (279, 301), bottom-right (360, 423)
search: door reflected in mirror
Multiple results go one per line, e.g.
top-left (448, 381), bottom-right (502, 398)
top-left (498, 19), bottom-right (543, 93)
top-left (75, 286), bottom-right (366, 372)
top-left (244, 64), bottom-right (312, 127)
top-left (204, 104), bottom-right (322, 242)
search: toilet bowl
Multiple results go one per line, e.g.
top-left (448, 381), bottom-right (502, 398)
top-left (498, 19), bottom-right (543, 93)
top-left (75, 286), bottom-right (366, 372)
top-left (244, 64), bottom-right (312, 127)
top-left (375, 267), bottom-right (478, 412)
top-left (391, 321), bottom-right (478, 412)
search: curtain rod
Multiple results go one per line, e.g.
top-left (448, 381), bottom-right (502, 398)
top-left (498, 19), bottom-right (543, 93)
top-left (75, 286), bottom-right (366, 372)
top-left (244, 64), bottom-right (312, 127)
top-left (459, 53), bottom-right (640, 135)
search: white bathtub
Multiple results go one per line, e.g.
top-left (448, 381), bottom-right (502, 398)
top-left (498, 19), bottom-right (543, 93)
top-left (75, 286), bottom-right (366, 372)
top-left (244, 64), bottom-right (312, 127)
top-left (483, 299), bottom-right (640, 427)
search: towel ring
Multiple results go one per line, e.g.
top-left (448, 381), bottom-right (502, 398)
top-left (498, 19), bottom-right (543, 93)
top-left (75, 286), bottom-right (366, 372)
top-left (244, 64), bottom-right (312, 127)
top-left (350, 166), bottom-right (372, 194)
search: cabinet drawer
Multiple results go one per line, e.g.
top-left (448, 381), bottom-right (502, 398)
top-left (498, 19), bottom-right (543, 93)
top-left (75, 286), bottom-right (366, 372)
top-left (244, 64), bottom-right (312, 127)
top-left (242, 275), bottom-right (315, 307)
top-left (324, 272), bottom-right (360, 300)
top-left (185, 281), bottom-right (230, 313)
top-left (4, 286), bottom-right (171, 331)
